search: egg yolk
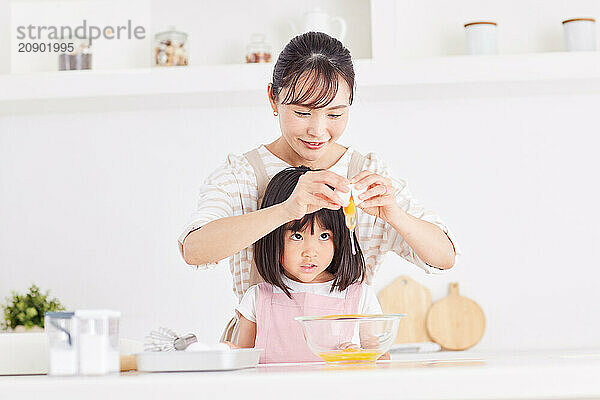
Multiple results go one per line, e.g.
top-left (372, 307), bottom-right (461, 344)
top-left (318, 348), bottom-right (381, 363)
top-left (343, 194), bottom-right (357, 230)
top-left (343, 193), bottom-right (356, 215)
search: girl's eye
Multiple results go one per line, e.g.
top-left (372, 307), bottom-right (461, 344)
top-left (294, 111), bottom-right (310, 117)
top-left (291, 233), bottom-right (303, 240)
top-left (320, 232), bottom-right (331, 240)
top-left (328, 114), bottom-right (343, 118)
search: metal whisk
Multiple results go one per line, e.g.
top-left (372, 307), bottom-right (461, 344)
top-left (144, 327), bottom-right (198, 352)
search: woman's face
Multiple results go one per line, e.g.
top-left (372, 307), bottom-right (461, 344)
top-left (281, 223), bottom-right (335, 284)
top-left (270, 76), bottom-right (351, 163)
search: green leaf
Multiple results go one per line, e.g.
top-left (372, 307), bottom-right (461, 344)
top-left (1, 284), bottom-right (66, 329)
top-left (17, 312), bottom-right (26, 322)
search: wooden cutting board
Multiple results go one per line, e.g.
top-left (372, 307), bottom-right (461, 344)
top-left (426, 282), bottom-right (486, 351)
top-left (377, 276), bottom-right (432, 343)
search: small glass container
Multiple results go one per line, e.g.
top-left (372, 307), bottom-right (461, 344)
top-left (58, 37), bottom-right (92, 71)
top-left (154, 26), bottom-right (188, 66)
top-left (464, 21), bottom-right (498, 55)
top-left (245, 33), bottom-right (272, 63)
top-left (45, 312), bottom-right (77, 376)
top-left (75, 309), bottom-right (121, 375)
top-left (562, 18), bottom-right (597, 51)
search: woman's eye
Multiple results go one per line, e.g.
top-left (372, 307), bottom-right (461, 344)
top-left (295, 111), bottom-right (310, 117)
top-left (328, 114), bottom-right (342, 118)
top-left (320, 232), bottom-right (331, 240)
top-left (291, 233), bottom-right (303, 240)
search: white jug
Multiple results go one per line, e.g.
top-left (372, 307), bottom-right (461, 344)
top-left (289, 8), bottom-right (347, 43)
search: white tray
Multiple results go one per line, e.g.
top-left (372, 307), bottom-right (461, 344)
top-left (136, 349), bottom-right (263, 372)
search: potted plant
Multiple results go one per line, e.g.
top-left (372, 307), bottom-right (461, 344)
top-left (1, 284), bottom-right (65, 332)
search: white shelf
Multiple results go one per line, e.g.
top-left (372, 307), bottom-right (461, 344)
top-left (2, 52), bottom-right (600, 114)
top-left (0, 63), bottom-right (276, 114)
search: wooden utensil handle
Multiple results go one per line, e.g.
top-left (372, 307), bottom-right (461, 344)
top-left (449, 282), bottom-right (459, 296)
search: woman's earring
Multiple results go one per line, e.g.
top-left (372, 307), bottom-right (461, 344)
top-left (273, 111), bottom-right (279, 116)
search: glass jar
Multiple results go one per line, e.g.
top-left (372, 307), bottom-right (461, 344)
top-left (75, 309), bottom-right (120, 375)
top-left (154, 26), bottom-right (188, 66)
top-left (45, 312), bottom-right (77, 376)
top-left (58, 36), bottom-right (92, 71)
top-left (245, 33), bottom-right (272, 63)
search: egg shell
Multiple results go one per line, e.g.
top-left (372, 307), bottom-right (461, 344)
top-left (335, 184), bottom-right (367, 207)
top-left (351, 184), bottom-right (367, 207)
top-left (336, 186), bottom-right (352, 207)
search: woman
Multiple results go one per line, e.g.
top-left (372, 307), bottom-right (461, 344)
top-left (178, 32), bottom-right (459, 342)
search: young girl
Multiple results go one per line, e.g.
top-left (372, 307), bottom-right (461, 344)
top-left (234, 166), bottom-right (384, 364)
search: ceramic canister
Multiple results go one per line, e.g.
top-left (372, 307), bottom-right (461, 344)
top-left (562, 18), bottom-right (597, 51)
top-left (464, 21), bottom-right (498, 55)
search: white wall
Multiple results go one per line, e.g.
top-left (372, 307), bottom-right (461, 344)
top-left (7, 0), bottom-right (371, 73)
top-left (1, 90), bottom-right (599, 351)
top-left (0, 0), bottom-right (9, 73)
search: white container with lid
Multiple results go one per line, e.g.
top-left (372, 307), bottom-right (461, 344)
top-left (464, 21), bottom-right (498, 55)
top-left (75, 310), bottom-right (121, 375)
top-left (45, 311), bottom-right (77, 376)
top-left (563, 18), bottom-right (596, 51)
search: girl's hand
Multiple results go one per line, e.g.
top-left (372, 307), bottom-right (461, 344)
top-left (282, 171), bottom-right (350, 220)
top-left (350, 171), bottom-right (400, 224)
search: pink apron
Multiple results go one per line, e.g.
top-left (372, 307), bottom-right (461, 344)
top-left (254, 282), bottom-right (362, 364)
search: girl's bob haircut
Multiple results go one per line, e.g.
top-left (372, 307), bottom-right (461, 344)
top-left (254, 166), bottom-right (366, 298)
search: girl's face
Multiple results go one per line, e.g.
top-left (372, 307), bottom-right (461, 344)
top-left (269, 76), bottom-right (351, 164)
top-left (281, 222), bottom-right (335, 283)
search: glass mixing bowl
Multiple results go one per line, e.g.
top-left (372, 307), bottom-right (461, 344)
top-left (295, 314), bottom-right (406, 363)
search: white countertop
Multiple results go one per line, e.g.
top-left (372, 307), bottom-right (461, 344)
top-left (2, 348), bottom-right (600, 400)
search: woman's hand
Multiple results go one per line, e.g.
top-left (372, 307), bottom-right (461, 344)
top-left (350, 171), bottom-right (401, 224)
top-left (282, 170), bottom-right (350, 220)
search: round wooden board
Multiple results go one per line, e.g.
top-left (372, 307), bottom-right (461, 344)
top-left (377, 276), bottom-right (432, 343)
top-left (426, 282), bottom-right (485, 350)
